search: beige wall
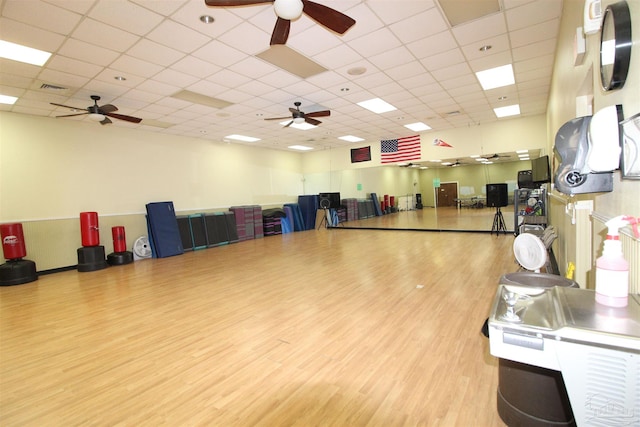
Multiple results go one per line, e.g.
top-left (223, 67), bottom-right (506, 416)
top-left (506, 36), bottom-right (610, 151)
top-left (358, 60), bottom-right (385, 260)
top-left (0, 112), bottom-right (304, 221)
top-left (546, 0), bottom-right (640, 285)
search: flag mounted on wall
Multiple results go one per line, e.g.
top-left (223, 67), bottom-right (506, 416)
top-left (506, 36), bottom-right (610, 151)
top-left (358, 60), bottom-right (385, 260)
top-left (380, 135), bottom-right (421, 164)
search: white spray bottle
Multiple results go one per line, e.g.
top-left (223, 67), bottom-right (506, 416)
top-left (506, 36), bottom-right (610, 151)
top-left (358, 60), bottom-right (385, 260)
top-left (595, 215), bottom-right (639, 307)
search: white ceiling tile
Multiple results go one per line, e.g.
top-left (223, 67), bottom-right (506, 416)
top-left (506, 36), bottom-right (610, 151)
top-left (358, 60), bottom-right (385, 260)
top-left (46, 55), bottom-right (103, 78)
top-left (110, 55), bottom-right (163, 78)
top-left (406, 30), bottom-right (458, 59)
top-left (349, 27), bottom-right (402, 58)
top-left (227, 56), bottom-right (279, 80)
top-left (421, 48), bottom-right (465, 72)
top-left (94, 68), bottom-right (146, 88)
top-left (71, 18), bottom-right (140, 52)
top-left (366, 0), bottom-right (437, 25)
top-left (135, 78), bottom-right (180, 96)
top-left (171, 56), bottom-right (220, 79)
top-left (368, 46), bottom-right (415, 71)
top-left (2, 0), bottom-right (82, 35)
top-left (0, 17), bottom-right (66, 52)
top-left (152, 68), bottom-right (200, 87)
top-left (126, 39), bottom-right (185, 67)
top-left (512, 38), bottom-right (557, 62)
top-left (461, 34), bottom-right (510, 61)
top-left (451, 13), bottom-right (507, 46)
top-left (192, 40), bottom-right (246, 68)
top-left (146, 20), bottom-right (211, 54)
top-left (37, 69), bottom-right (90, 89)
top-left (0, 58), bottom-right (44, 80)
top-left (509, 19), bottom-right (560, 47)
top-left (505, 0), bottom-right (564, 31)
top-left (130, 0), bottom-right (186, 16)
top-left (57, 38), bottom-right (120, 67)
top-left (385, 61), bottom-right (428, 81)
top-left (468, 50), bottom-right (514, 72)
top-left (389, 7), bottom-right (448, 44)
top-left (88, 0), bottom-right (164, 36)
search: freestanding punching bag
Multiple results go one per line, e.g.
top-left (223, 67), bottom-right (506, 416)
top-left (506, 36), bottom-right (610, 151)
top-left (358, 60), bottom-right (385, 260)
top-left (77, 212), bottom-right (108, 272)
top-left (0, 223), bottom-right (38, 286)
top-left (107, 226), bottom-right (133, 266)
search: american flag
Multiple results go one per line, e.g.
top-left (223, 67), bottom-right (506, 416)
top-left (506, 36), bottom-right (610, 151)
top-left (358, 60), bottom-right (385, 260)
top-left (380, 135), bottom-right (421, 164)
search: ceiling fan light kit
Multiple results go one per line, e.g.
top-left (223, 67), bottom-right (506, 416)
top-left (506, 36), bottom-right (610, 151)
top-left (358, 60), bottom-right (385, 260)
top-left (50, 95), bottom-right (142, 126)
top-left (273, 0), bottom-right (303, 20)
top-left (204, 0), bottom-right (355, 46)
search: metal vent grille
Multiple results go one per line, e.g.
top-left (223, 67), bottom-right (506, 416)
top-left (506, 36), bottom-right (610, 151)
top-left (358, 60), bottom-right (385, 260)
top-left (585, 352), bottom-right (638, 426)
top-left (40, 83), bottom-right (67, 91)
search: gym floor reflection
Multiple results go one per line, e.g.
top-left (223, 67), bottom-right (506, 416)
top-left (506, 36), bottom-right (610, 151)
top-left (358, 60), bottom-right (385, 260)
top-left (337, 205), bottom-right (516, 233)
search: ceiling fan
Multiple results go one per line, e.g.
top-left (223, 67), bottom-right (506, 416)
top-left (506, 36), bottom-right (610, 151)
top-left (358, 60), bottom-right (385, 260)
top-left (264, 101), bottom-right (330, 127)
top-left (204, 0), bottom-right (356, 45)
top-left (482, 153), bottom-right (511, 160)
top-left (50, 95), bottom-right (142, 125)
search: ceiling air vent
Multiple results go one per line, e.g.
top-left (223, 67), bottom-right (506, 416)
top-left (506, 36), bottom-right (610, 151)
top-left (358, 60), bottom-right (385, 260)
top-left (40, 83), bottom-right (68, 91)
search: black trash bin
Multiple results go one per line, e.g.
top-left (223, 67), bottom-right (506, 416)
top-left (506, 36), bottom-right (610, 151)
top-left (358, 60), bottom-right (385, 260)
top-left (496, 272), bottom-right (578, 427)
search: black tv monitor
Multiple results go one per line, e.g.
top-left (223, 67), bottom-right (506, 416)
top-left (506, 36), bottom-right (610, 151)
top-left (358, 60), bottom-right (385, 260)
top-left (531, 155), bottom-right (551, 183)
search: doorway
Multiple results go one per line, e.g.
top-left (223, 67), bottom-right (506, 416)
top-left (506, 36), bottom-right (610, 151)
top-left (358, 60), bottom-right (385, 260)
top-left (436, 182), bottom-right (458, 207)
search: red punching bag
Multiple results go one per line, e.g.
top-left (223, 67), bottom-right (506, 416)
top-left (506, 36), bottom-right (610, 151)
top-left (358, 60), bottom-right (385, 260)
top-left (1, 223), bottom-right (27, 260)
top-left (80, 212), bottom-right (100, 247)
top-left (112, 226), bottom-right (127, 253)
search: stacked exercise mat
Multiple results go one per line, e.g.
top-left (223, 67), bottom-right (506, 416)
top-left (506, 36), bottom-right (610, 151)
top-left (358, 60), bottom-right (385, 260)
top-left (341, 198), bottom-right (359, 222)
top-left (262, 208), bottom-right (286, 236)
top-left (229, 205), bottom-right (264, 241)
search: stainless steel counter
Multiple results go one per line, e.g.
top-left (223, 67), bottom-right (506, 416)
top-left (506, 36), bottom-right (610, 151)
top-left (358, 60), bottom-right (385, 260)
top-left (488, 285), bottom-right (640, 426)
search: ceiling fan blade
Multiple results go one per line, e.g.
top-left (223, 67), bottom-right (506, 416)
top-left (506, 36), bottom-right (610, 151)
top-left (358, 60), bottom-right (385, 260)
top-left (50, 102), bottom-right (85, 111)
top-left (105, 112), bottom-right (143, 123)
top-left (205, 0), bottom-right (273, 6)
top-left (55, 112), bottom-right (89, 118)
top-left (265, 116), bottom-right (292, 121)
top-left (100, 117), bottom-right (113, 125)
top-left (99, 104), bottom-right (118, 114)
top-left (305, 117), bottom-right (321, 126)
top-left (305, 110), bottom-right (330, 118)
top-left (283, 120), bottom-right (294, 128)
top-left (302, 0), bottom-right (356, 34)
top-left (270, 17), bottom-right (290, 45)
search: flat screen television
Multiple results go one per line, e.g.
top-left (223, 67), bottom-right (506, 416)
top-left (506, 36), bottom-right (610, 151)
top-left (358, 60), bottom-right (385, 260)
top-left (531, 155), bottom-right (551, 183)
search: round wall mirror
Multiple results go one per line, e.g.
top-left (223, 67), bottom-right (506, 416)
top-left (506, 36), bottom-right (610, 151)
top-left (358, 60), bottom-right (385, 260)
top-left (600, 1), bottom-right (632, 91)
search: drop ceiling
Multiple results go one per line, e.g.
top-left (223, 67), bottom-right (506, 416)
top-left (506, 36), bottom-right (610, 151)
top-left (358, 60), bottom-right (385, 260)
top-left (0, 0), bottom-right (562, 157)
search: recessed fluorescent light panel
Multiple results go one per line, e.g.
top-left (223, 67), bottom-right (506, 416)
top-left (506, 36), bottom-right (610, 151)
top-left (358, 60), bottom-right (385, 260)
top-left (288, 145), bottom-right (313, 151)
top-left (339, 135), bottom-right (364, 142)
top-left (494, 104), bottom-right (521, 118)
top-left (0, 40), bottom-right (51, 66)
top-left (0, 94), bottom-right (18, 105)
top-left (476, 64), bottom-right (515, 90)
top-left (280, 121), bottom-right (316, 130)
top-left (225, 134), bottom-right (260, 142)
top-left (357, 98), bottom-right (397, 114)
top-left (404, 122), bottom-right (431, 132)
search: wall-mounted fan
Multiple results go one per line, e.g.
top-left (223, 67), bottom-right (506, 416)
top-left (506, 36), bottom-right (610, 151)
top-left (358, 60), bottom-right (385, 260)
top-left (264, 101), bottom-right (330, 127)
top-left (204, 0), bottom-right (356, 45)
top-left (50, 95), bottom-right (142, 125)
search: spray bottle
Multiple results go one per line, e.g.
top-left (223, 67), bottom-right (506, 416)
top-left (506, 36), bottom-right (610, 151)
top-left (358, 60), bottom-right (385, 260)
top-left (595, 215), bottom-right (639, 307)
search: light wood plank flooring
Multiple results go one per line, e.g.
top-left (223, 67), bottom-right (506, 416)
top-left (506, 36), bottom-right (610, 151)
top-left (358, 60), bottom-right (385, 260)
top-left (1, 219), bottom-right (515, 426)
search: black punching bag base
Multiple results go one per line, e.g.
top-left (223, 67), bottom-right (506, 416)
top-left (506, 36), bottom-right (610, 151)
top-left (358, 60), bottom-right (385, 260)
top-left (77, 246), bottom-right (108, 272)
top-left (107, 251), bottom-right (134, 266)
top-left (0, 259), bottom-right (38, 286)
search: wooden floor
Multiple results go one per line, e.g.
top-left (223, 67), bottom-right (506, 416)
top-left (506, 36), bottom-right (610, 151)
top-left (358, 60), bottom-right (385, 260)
top-left (0, 213), bottom-right (516, 426)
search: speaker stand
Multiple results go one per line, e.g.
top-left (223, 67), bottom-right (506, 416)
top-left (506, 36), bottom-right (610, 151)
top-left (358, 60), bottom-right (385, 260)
top-left (491, 207), bottom-right (507, 235)
top-left (318, 208), bottom-right (330, 230)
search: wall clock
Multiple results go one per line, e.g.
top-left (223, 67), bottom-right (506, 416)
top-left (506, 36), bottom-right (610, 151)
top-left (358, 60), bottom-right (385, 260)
top-left (599, 1), bottom-right (632, 91)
